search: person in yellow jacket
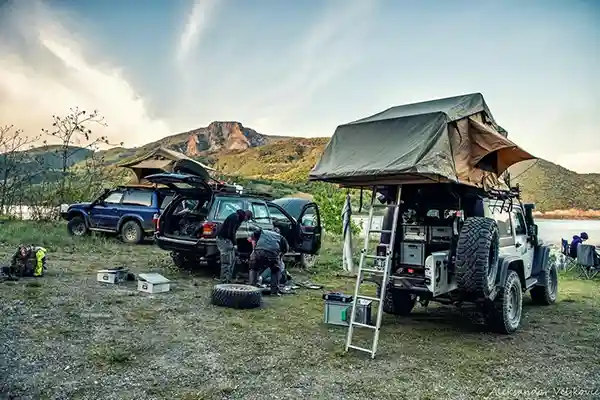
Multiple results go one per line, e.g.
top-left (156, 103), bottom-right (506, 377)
top-left (9, 244), bottom-right (47, 277)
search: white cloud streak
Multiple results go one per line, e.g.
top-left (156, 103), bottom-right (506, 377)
top-left (0, 0), bottom-right (171, 147)
top-left (176, 0), bottom-right (220, 65)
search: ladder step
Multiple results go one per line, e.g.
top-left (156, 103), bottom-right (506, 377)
top-left (357, 294), bottom-right (380, 302)
top-left (361, 268), bottom-right (383, 274)
top-left (348, 344), bottom-right (373, 354)
top-left (352, 321), bottom-right (377, 330)
top-left (371, 204), bottom-right (399, 209)
top-left (369, 229), bottom-right (392, 234)
top-left (365, 255), bottom-right (387, 260)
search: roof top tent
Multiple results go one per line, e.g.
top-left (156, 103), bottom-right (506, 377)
top-left (308, 93), bottom-right (535, 192)
top-left (118, 146), bottom-right (215, 185)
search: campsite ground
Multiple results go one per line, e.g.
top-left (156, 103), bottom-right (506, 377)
top-left (0, 221), bottom-right (599, 400)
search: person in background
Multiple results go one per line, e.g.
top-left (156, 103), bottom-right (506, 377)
top-left (215, 209), bottom-right (253, 283)
top-left (2, 244), bottom-right (47, 279)
top-left (248, 227), bottom-right (289, 296)
top-left (569, 232), bottom-right (589, 258)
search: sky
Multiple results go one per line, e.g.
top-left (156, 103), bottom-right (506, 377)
top-left (0, 0), bottom-right (598, 172)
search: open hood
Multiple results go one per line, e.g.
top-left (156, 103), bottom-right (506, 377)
top-left (144, 172), bottom-right (212, 194)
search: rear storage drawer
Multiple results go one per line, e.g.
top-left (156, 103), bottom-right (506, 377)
top-left (429, 226), bottom-right (453, 243)
top-left (400, 242), bottom-right (425, 266)
top-left (402, 225), bottom-right (426, 242)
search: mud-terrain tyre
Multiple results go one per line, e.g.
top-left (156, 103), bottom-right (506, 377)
top-left (67, 217), bottom-right (89, 237)
top-left (455, 217), bottom-right (500, 299)
top-left (484, 270), bottom-right (523, 334)
top-left (210, 284), bottom-right (263, 309)
top-left (377, 283), bottom-right (417, 316)
top-left (121, 220), bottom-right (143, 244)
top-left (530, 262), bottom-right (558, 305)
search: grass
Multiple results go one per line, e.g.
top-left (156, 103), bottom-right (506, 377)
top-left (0, 221), bottom-right (599, 399)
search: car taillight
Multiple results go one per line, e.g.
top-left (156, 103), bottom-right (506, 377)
top-left (198, 222), bottom-right (217, 237)
top-left (407, 268), bottom-right (414, 274)
top-left (153, 213), bottom-right (160, 231)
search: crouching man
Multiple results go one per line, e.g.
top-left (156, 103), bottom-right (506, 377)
top-left (2, 244), bottom-right (48, 279)
top-left (249, 228), bottom-right (289, 296)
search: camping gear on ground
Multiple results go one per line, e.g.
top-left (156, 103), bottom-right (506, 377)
top-left (323, 292), bottom-right (372, 327)
top-left (97, 267), bottom-right (130, 284)
top-left (211, 283), bottom-right (262, 309)
top-left (560, 238), bottom-right (577, 271)
top-left (7, 245), bottom-right (47, 278)
top-left (137, 273), bottom-right (171, 293)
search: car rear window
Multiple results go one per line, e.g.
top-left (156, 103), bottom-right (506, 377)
top-left (122, 190), bottom-right (153, 207)
top-left (214, 198), bottom-right (244, 220)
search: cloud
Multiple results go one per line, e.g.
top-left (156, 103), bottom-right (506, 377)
top-left (248, 0), bottom-right (380, 130)
top-left (175, 0), bottom-right (220, 65)
top-left (0, 0), bottom-right (171, 147)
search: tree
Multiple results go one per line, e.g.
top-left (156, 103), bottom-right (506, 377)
top-left (41, 108), bottom-right (122, 205)
top-left (0, 125), bottom-right (40, 214)
top-left (312, 182), bottom-right (361, 235)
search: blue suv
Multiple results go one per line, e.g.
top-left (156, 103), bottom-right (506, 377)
top-left (61, 185), bottom-right (174, 244)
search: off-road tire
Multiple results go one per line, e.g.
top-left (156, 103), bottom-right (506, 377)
top-left (67, 217), bottom-right (89, 237)
top-left (455, 217), bottom-right (500, 299)
top-left (484, 270), bottom-right (523, 334)
top-left (121, 220), bottom-right (143, 244)
top-left (210, 284), bottom-right (263, 309)
top-left (377, 283), bottom-right (417, 316)
top-left (530, 262), bottom-right (558, 305)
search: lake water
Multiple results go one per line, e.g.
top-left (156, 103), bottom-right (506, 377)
top-left (351, 216), bottom-right (600, 246)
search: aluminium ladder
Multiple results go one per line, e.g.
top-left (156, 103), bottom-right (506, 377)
top-left (345, 185), bottom-right (402, 359)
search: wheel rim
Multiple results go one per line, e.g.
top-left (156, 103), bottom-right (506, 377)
top-left (303, 254), bottom-right (317, 267)
top-left (507, 284), bottom-right (522, 326)
top-left (73, 222), bottom-right (86, 236)
top-left (124, 226), bottom-right (137, 241)
top-left (548, 266), bottom-right (558, 299)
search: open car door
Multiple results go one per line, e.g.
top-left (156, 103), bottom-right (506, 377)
top-left (295, 202), bottom-right (322, 254)
top-left (266, 203), bottom-right (299, 251)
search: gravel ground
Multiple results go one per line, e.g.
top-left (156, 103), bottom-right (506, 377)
top-left (1, 225), bottom-right (599, 399)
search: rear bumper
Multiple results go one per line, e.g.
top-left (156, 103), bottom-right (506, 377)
top-left (154, 235), bottom-right (219, 258)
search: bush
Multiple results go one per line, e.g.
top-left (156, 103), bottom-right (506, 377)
top-left (312, 183), bottom-right (360, 236)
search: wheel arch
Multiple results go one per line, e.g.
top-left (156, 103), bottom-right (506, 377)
top-left (531, 244), bottom-right (551, 278)
top-left (67, 210), bottom-right (88, 224)
top-left (117, 215), bottom-right (144, 231)
top-left (498, 256), bottom-right (526, 289)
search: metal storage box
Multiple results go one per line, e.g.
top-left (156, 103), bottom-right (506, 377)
top-left (429, 226), bottom-right (453, 243)
top-left (400, 242), bottom-right (426, 266)
top-left (402, 225), bottom-right (426, 242)
top-left (323, 293), bottom-right (372, 327)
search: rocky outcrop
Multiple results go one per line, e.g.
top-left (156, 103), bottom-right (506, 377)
top-left (181, 121), bottom-right (267, 155)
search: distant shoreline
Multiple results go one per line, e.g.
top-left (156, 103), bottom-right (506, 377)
top-left (534, 212), bottom-right (600, 221)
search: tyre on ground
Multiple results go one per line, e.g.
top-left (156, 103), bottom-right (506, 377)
top-left (377, 282), bottom-right (417, 316)
top-left (455, 217), bottom-right (500, 299)
top-left (484, 270), bottom-right (523, 334)
top-left (67, 217), bottom-right (89, 237)
top-left (530, 261), bottom-right (558, 305)
top-left (121, 220), bottom-right (143, 244)
top-left (211, 284), bottom-right (263, 309)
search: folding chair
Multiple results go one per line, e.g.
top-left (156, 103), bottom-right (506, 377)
top-left (561, 238), bottom-right (577, 272)
top-left (575, 244), bottom-right (600, 279)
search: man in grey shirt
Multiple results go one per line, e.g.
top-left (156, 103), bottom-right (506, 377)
top-left (248, 227), bottom-right (289, 296)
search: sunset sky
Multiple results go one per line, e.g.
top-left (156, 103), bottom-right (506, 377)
top-left (0, 0), bottom-right (598, 172)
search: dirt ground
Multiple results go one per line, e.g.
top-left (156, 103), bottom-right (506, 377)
top-left (1, 222), bottom-right (599, 400)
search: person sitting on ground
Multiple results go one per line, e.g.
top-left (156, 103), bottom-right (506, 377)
top-left (215, 209), bottom-right (253, 283)
top-left (569, 232), bottom-right (589, 258)
top-left (2, 244), bottom-right (48, 279)
top-left (248, 227), bottom-right (289, 296)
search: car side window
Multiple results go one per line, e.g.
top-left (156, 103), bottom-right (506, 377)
top-left (104, 191), bottom-right (124, 204)
top-left (251, 203), bottom-right (270, 222)
top-left (513, 210), bottom-right (527, 236)
top-left (489, 207), bottom-right (512, 238)
top-left (267, 205), bottom-right (289, 222)
top-left (301, 205), bottom-right (317, 227)
top-left (122, 190), bottom-right (153, 207)
top-left (215, 198), bottom-right (244, 220)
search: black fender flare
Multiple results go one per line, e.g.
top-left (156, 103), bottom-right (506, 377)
top-left (67, 210), bottom-right (90, 227)
top-left (117, 215), bottom-right (145, 232)
top-left (531, 245), bottom-right (551, 281)
top-left (497, 256), bottom-right (526, 289)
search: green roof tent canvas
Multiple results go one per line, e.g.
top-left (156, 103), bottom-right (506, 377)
top-left (308, 93), bottom-right (535, 190)
top-left (118, 146), bottom-right (215, 184)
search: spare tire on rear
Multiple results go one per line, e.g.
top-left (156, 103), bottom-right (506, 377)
top-left (455, 217), bottom-right (500, 299)
top-left (210, 284), bottom-right (262, 309)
